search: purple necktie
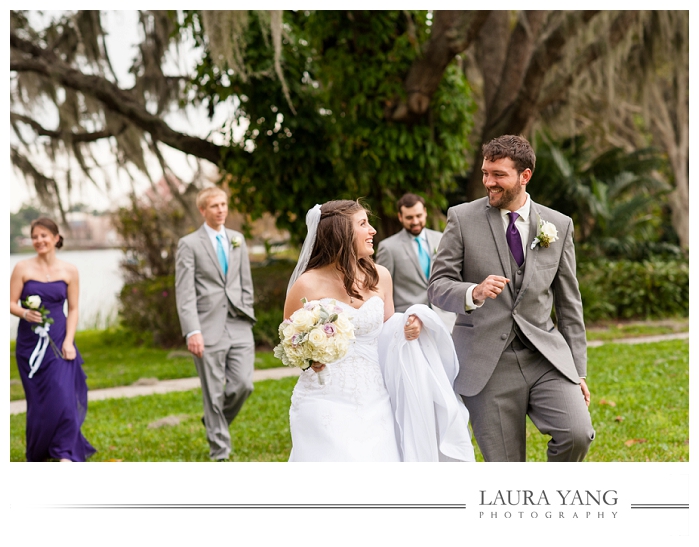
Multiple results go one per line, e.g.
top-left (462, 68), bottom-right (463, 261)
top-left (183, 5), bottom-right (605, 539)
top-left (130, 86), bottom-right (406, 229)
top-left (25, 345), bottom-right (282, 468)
top-left (506, 212), bottom-right (524, 267)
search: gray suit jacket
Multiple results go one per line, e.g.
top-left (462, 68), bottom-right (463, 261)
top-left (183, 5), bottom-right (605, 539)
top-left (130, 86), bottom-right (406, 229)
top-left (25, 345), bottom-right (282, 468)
top-left (175, 224), bottom-right (256, 347)
top-left (428, 197), bottom-right (586, 397)
top-left (376, 228), bottom-right (442, 313)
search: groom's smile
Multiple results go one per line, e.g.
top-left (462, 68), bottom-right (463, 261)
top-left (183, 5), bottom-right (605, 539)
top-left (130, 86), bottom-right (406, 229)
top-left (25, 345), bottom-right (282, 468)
top-left (482, 157), bottom-right (531, 211)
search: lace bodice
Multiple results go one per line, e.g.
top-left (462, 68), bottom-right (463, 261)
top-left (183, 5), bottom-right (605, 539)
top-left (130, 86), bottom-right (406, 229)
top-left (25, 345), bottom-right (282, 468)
top-left (327, 295), bottom-right (383, 336)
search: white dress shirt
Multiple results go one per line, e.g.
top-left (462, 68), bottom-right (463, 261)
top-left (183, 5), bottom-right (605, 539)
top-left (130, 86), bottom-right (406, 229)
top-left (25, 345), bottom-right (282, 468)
top-left (204, 222), bottom-right (229, 251)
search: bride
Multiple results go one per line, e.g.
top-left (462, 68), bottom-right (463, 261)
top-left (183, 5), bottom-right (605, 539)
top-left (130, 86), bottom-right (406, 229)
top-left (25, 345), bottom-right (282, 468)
top-left (284, 200), bottom-right (474, 462)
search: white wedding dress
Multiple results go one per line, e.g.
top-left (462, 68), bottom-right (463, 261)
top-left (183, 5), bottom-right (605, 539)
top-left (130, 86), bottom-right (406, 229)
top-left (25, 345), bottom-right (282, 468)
top-left (288, 296), bottom-right (401, 461)
top-left (288, 296), bottom-right (475, 462)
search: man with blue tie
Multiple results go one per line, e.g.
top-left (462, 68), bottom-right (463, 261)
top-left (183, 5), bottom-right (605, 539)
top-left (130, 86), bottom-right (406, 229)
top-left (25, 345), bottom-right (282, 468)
top-left (175, 187), bottom-right (256, 461)
top-left (376, 193), bottom-right (455, 330)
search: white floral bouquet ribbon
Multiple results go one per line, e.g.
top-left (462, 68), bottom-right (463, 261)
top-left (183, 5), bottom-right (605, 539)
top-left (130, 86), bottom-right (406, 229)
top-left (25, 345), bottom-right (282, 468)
top-left (28, 324), bottom-right (51, 379)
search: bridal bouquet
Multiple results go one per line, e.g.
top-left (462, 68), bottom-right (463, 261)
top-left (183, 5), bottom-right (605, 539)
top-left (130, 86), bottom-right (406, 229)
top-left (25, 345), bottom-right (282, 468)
top-left (273, 298), bottom-right (355, 385)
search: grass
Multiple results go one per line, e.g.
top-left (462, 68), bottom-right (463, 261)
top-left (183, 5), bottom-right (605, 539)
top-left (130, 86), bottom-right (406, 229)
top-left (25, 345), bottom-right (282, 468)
top-left (10, 328), bottom-right (283, 401)
top-left (519, 338), bottom-right (689, 462)
top-left (10, 377), bottom-right (296, 462)
top-left (9, 338), bottom-right (688, 462)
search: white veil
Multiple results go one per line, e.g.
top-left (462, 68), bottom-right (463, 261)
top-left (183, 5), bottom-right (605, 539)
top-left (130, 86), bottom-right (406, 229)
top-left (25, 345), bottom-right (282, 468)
top-left (287, 204), bottom-right (322, 295)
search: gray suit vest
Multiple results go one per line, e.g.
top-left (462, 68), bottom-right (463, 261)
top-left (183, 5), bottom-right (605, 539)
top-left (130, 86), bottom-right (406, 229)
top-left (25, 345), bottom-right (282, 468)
top-left (505, 253), bottom-right (536, 351)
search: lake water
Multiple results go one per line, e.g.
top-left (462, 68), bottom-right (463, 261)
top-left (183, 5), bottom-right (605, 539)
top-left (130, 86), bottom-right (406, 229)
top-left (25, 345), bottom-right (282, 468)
top-left (10, 249), bottom-right (125, 340)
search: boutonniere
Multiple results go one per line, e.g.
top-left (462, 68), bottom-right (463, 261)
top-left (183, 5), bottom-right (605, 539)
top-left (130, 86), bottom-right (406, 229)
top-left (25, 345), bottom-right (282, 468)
top-left (530, 215), bottom-right (559, 249)
top-left (231, 236), bottom-right (243, 248)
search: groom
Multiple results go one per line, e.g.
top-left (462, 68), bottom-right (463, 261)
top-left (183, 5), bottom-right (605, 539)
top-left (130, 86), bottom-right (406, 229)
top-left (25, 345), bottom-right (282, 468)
top-left (175, 187), bottom-right (256, 461)
top-left (428, 135), bottom-right (594, 462)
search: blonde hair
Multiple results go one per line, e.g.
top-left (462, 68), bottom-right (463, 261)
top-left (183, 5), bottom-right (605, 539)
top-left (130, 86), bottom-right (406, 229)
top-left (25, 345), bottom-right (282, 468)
top-left (196, 187), bottom-right (228, 210)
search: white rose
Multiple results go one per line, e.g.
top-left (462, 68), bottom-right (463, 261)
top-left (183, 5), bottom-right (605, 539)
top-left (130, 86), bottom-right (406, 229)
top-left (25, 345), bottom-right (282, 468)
top-left (307, 328), bottom-right (327, 349)
top-left (291, 309), bottom-right (316, 331)
top-left (334, 314), bottom-right (354, 336)
top-left (282, 323), bottom-right (297, 340)
top-left (541, 222), bottom-right (558, 241)
top-left (26, 295), bottom-right (41, 309)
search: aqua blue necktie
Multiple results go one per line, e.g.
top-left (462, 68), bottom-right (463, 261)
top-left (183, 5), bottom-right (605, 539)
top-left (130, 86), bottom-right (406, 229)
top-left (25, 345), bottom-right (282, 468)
top-left (415, 236), bottom-right (431, 279)
top-left (216, 233), bottom-right (228, 275)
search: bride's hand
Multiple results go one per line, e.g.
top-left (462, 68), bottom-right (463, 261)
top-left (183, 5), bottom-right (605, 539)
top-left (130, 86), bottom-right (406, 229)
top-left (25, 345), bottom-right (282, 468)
top-left (310, 362), bottom-right (326, 373)
top-left (404, 315), bottom-right (422, 341)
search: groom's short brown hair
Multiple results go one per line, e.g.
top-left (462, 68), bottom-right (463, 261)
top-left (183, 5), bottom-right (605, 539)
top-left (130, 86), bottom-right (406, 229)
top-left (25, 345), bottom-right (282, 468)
top-left (482, 135), bottom-right (536, 175)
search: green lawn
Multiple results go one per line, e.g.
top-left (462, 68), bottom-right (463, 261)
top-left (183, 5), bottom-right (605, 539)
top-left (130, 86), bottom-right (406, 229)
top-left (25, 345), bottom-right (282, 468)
top-left (9, 338), bottom-right (688, 462)
top-left (10, 377), bottom-right (296, 462)
top-left (521, 338), bottom-right (689, 462)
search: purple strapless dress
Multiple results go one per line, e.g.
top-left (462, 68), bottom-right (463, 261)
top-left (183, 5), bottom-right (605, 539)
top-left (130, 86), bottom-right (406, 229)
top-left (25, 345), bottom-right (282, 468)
top-left (16, 280), bottom-right (96, 462)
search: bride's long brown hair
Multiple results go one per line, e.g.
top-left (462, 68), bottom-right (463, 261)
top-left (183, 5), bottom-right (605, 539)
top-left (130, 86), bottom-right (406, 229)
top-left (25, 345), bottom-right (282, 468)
top-left (305, 200), bottom-right (379, 301)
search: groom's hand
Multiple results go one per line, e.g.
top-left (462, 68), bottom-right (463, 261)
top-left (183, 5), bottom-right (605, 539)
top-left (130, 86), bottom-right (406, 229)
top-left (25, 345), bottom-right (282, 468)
top-left (187, 333), bottom-right (205, 358)
top-left (472, 275), bottom-right (510, 304)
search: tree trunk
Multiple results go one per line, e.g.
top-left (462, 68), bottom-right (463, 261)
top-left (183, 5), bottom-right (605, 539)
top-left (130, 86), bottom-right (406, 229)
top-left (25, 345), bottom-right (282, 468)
top-left (390, 11), bottom-right (490, 122)
top-left (463, 11), bottom-right (624, 203)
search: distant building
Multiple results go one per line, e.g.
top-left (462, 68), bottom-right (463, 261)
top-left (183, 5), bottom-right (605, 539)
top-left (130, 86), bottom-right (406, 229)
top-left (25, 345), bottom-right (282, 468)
top-left (62, 212), bottom-right (122, 249)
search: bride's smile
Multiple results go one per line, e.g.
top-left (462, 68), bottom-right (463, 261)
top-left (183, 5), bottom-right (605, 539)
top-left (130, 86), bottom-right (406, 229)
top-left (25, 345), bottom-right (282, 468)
top-left (352, 210), bottom-right (377, 259)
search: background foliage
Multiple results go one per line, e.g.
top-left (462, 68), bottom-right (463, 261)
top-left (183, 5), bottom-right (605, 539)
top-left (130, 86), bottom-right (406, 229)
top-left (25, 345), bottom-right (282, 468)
top-left (578, 259), bottom-right (689, 323)
top-left (181, 10), bottom-right (475, 240)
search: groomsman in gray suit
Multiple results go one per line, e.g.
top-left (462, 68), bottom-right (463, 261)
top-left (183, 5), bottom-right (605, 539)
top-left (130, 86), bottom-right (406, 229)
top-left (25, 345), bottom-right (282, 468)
top-left (428, 135), bottom-right (594, 462)
top-left (376, 193), bottom-right (455, 330)
top-left (175, 187), bottom-right (256, 461)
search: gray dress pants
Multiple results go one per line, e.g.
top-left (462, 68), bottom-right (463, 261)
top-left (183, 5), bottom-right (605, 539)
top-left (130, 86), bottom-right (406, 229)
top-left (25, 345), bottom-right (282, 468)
top-left (461, 338), bottom-right (595, 462)
top-left (194, 315), bottom-right (255, 460)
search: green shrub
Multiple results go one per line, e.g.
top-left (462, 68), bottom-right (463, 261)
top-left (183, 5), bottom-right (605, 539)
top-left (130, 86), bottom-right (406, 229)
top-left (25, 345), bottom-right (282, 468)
top-left (118, 261), bottom-right (296, 349)
top-left (578, 259), bottom-right (689, 323)
top-left (119, 276), bottom-right (182, 347)
top-left (253, 307), bottom-right (284, 350)
top-left (250, 259), bottom-right (296, 312)
top-left (250, 259), bottom-right (294, 350)
top-left (248, 259), bottom-right (294, 349)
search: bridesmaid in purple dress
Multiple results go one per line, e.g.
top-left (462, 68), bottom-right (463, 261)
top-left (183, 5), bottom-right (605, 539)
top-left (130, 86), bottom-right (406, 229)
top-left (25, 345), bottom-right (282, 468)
top-left (10, 218), bottom-right (96, 462)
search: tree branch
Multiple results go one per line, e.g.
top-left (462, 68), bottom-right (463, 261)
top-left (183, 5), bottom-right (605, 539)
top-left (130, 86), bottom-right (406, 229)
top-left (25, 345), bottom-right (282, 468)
top-left (10, 31), bottom-right (225, 165)
top-left (487, 10), bottom-right (549, 125)
top-left (485, 11), bottom-right (601, 139)
top-left (11, 112), bottom-right (125, 142)
top-left (537, 11), bottom-right (638, 112)
top-left (390, 10), bottom-right (490, 122)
